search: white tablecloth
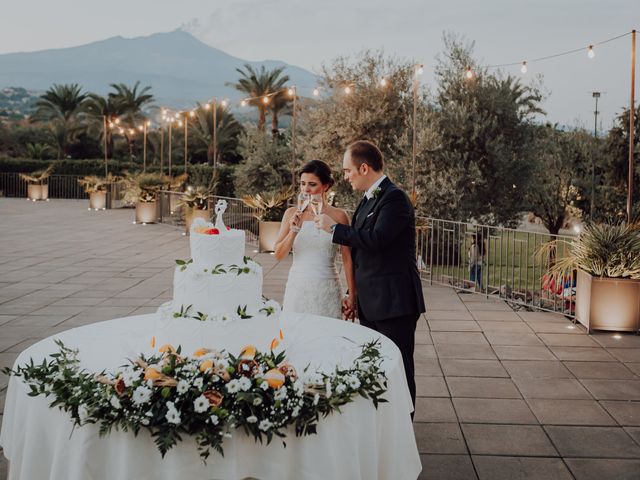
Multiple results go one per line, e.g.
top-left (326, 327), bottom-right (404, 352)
top-left (1, 313), bottom-right (421, 480)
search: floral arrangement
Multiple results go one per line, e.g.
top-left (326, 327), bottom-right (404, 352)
top-left (4, 340), bottom-right (387, 461)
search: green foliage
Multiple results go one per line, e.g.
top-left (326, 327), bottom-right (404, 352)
top-left (526, 125), bottom-right (595, 234)
top-left (234, 127), bottom-right (292, 196)
top-left (4, 340), bottom-right (388, 461)
top-left (540, 222), bottom-right (640, 280)
top-left (242, 188), bottom-right (293, 222)
top-left (433, 34), bottom-right (544, 226)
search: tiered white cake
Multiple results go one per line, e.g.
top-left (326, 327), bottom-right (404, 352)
top-left (158, 201), bottom-right (279, 323)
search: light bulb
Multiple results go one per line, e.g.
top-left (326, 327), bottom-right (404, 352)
top-left (137, 125), bottom-right (143, 131)
top-left (380, 78), bottom-right (388, 87)
top-left (177, 121), bottom-right (183, 127)
top-left (313, 88), bottom-right (320, 96)
top-left (241, 100), bottom-right (247, 107)
top-left (344, 86), bottom-right (352, 94)
top-left (288, 87), bottom-right (295, 96)
top-left (204, 103), bottom-right (210, 110)
top-left (114, 118), bottom-right (121, 125)
top-left (146, 121), bottom-right (151, 127)
top-left (221, 100), bottom-right (228, 108)
top-left (189, 111), bottom-right (195, 117)
top-left (521, 61), bottom-right (528, 74)
top-left (465, 67), bottom-right (473, 79)
top-left (588, 45), bottom-right (595, 59)
top-left (262, 96), bottom-right (270, 104)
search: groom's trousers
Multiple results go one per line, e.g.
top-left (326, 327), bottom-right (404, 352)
top-left (358, 311), bottom-right (419, 409)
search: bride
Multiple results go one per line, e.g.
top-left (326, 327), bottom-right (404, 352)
top-left (274, 160), bottom-right (355, 319)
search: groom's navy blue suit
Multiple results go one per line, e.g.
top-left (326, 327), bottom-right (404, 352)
top-left (332, 177), bottom-right (425, 406)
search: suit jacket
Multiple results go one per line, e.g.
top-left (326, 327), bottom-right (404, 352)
top-left (333, 177), bottom-right (426, 322)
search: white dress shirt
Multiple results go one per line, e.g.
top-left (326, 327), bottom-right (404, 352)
top-left (364, 175), bottom-right (387, 200)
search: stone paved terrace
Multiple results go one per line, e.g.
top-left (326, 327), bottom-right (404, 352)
top-left (1, 198), bottom-right (640, 480)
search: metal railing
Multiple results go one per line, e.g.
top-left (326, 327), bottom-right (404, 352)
top-left (157, 191), bottom-right (259, 247)
top-left (0, 172), bottom-right (124, 207)
top-left (0, 172), bottom-right (87, 199)
top-left (418, 218), bottom-right (576, 317)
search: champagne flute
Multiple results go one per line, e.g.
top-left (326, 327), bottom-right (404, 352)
top-left (310, 193), bottom-right (324, 233)
top-left (297, 192), bottom-right (310, 212)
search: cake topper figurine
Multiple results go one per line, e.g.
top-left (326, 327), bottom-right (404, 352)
top-left (214, 199), bottom-right (228, 231)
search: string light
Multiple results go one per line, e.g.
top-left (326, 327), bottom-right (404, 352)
top-left (240, 99), bottom-right (247, 107)
top-left (520, 61), bottom-right (528, 74)
top-left (262, 96), bottom-right (270, 104)
top-left (313, 88), bottom-right (320, 96)
top-left (177, 121), bottom-right (183, 127)
top-left (588, 45), bottom-right (595, 58)
top-left (189, 111), bottom-right (195, 118)
top-left (221, 100), bottom-right (228, 108)
top-left (204, 103), bottom-right (210, 111)
top-left (288, 87), bottom-right (295, 96)
top-left (137, 125), bottom-right (143, 132)
top-left (379, 77), bottom-right (388, 87)
top-left (344, 86), bottom-right (352, 94)
top-left (465, 67), bottom-right (474, 79)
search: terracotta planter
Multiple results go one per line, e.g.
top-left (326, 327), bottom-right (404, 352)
top-left (259, 221), bottom-right (281, 253)
top-left (89, 191), bottom-right (107, 210)
top-left (185, 208), bottom-right (210, 233)
top-left (575, 269), bottom-right (640, 333)
top-left (27, 184), bottom-right (44, 201)
top-left (135, 201), bottom-right (158, 224)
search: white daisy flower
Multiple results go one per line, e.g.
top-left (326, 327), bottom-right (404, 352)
top-left (193, 395), bottom-right (209, 413)
top-left (348, 377), bottom-right (361, 389)
top-left (210, 414), bottom-right (219, 425)
top-left (246, 415), bottom-right (258, 423)
top-left (176, 380), bottom-right (189, 395)
top-left (335, 384), bottom-right (346, 394)
top-left (226, 379), bottom-right (240, 394)
top-left (165, 408), bottom-right (181, 425)
top-left (292, 406), bottom-right (300, 417)
top-left (78, 404), bottom-right (90, 423)
top-left (193, 378), bottom-right (204, 390)
top-left (238, 377), bottom-right (252, 391)
top-left (132, 386), bottom-right (152, 405)
top-left (258, 419), bottom-right (273, 432)
top-left (121, 368), bottom-right (139, 387)
top-left (260, 380), bottom-right (269, 391)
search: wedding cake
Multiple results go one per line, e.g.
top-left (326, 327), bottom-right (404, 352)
top-left (158, 200), bottom-right (280, 323)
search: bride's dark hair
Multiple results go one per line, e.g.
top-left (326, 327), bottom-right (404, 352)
top-left (299, 160), bottom-right (335, 188)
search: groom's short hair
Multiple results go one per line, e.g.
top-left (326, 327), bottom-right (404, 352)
top-left (347, 140), bottom-right (384, 172)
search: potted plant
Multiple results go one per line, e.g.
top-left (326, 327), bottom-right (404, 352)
top-left (242, 188), bottom-right (292, 252)
top-left (178, 186), bottom-right (212, 232)
top-left (20, 165), bottom-right (53, 201)
top-left (541, 222), bottom-right (640, 333)
top-left (168, 173), bottom-right (189, 214)
top-left (78, 174), bottom-right (120, 210)
top-left (121, 172), bottom-right (170, 224)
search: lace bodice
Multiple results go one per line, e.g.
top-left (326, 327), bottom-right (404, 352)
top-left (283, 222), bottom-right (342, 319)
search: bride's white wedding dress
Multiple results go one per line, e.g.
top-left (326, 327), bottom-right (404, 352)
top-left (282, 221), bottom-right (342, 319)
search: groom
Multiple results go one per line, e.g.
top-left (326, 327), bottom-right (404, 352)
top-left (315, 140), bottom-right (425, 407)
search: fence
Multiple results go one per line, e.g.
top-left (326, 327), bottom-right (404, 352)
top-left (0, 175), bottom-right (576, 316)
top-left (418, 218), bottom-right (577, 317)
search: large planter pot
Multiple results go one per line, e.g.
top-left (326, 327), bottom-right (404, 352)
top-left (575, 269), bottom-right (640, 333)
top-left (27, 184), bottom-right (44, 201)
top-left (89, 191), bottom-right (107, 210)
top-left (135, 201), bottom-right (158, 224)
top-left (259, 221), bottom-right (281, 253)
top-left (185, 208), bottom-right (210, 233)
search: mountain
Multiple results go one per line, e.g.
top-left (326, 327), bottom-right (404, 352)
top-left (0, 30), bottom-right (318, 110)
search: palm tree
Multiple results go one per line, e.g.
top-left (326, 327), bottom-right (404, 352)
top-left (269, 90), bottom-right (293, 136)
top-left (227, 64), bottom-right (290, 132)
top-left (81, 94), bottom-right (124, 158)
top-left (108, 81), bottom-right (155, 161)
top-left (189, 103), bottom-right (244, 165)
top-left (32, 83), bottom-right (87, 159)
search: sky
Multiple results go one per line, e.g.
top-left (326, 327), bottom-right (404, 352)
top-left (1, 0), bottom-right (638, 129)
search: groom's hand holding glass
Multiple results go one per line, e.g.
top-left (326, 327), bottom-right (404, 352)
top-left (315, 213), bottom-right (337, 233)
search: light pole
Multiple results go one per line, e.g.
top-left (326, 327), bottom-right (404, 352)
top-left (411, 64), bottom-right (423, 199)
top-left (627, 29), bottom-right (637, 223)
top-left (103, 115), bottom-right (109, 177)
top-left (591, 92), bottom-right (601, 219)
top-left (168, 119), bottom-right (173, 178)
top-left (289, 86), bottom-right (297, 188)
